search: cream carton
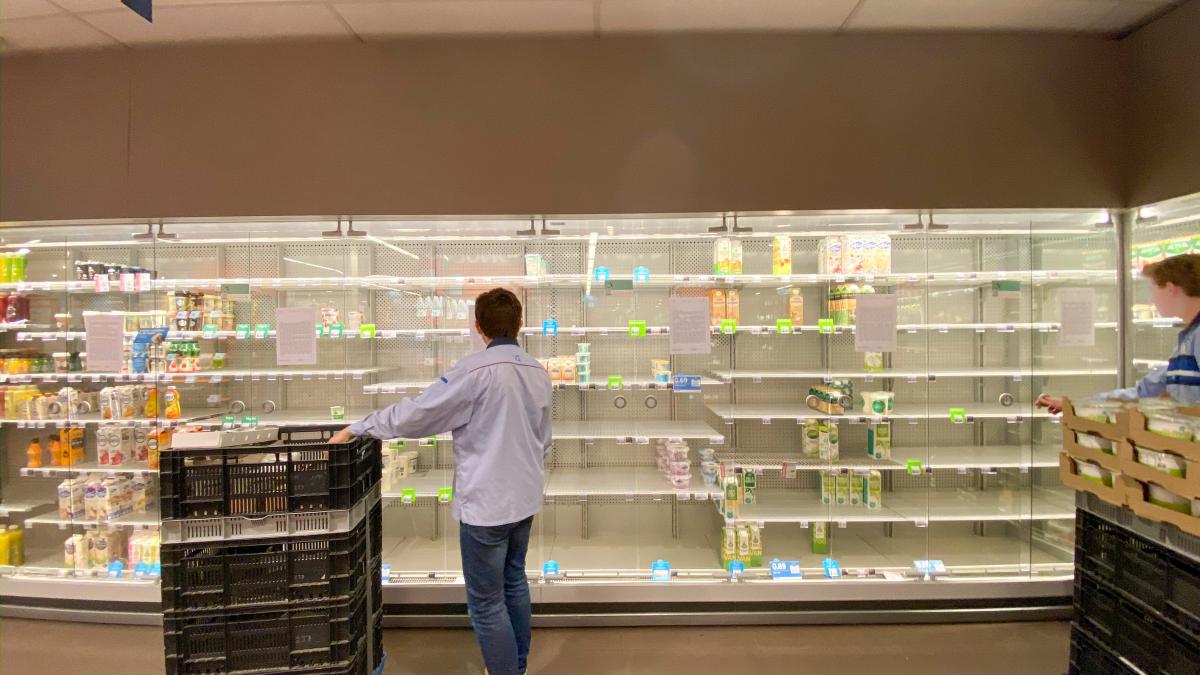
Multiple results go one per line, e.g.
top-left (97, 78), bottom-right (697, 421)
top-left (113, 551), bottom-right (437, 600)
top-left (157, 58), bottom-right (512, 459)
top-left (736, 526), bottom-right (751, 565)
top-left (864, 470), bottom-right (882, 509)
top-left (867, 422), bottom-right (891, 460)
top-left (749, 525), bottom-right (763, 567)
top-left (722, 476), bottom-right (740, 519)
top-left (820, 472), bottom-right (836, 506)
top-left (812, 522), bottom-right (828, 554)
top-left (57, 478), bottom-right (85, 520)
top-left (721, 527), bottom-right (737, 567)
top-left (849, 472), bottom-right (864, 506)
top-left (835, 471), bottom-right (850, 506)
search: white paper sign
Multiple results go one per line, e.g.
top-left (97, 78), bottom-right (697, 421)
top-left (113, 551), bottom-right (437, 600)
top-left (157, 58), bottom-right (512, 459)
top-left (1058, 288), bottom-right (1096, 347)
top-left (275, 307), bottom-right (318, 366)
top-left (668, 296), bottom-right (711, 355)
top-left (84, 314), bottom-right (126, 372)
top-left (854, 294), bottom-right (898, 353)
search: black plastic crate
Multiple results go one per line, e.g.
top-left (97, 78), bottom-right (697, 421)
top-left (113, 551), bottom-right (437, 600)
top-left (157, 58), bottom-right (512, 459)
top-left (164, 593), bottom-right (368, 675)
top-left (1069, 625), bottom-right (1139, 675)
top-left (161, 425), bottom-right (379, 520)
top-left (162, 517), bottom-right (371, 614)
top-left (1075, 574), bottom-right (1200, 675)
top-left (1077, 510), bottom-right (1200, 639)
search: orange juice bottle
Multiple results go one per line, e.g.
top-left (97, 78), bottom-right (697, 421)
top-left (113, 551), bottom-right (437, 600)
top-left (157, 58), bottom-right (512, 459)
top-left (26, 437), bottom-right (42, 468)
top-left (48, 437), bottom-right (61, 466)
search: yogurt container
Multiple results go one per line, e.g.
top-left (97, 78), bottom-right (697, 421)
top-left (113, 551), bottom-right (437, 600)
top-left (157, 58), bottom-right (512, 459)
top-left (697, 448), bottom-right (716, 462)
top-left (1074, 459), bottom-right (1114, 487)
top-left (860, 391), bottom-right (895, 415)
top-left (1074, 399), bottom-right (1123, 424)
top-left (1148, 414), bottom-right (1194, 441)
top-left (1148, 484), bottom-right (1192, 514)
top-left (669, 474), bottom-right (691, 489)
top-left (1075, 432), bottom-right (1113, 453)
top-left (1136, 447), bottom-right (1187, 478)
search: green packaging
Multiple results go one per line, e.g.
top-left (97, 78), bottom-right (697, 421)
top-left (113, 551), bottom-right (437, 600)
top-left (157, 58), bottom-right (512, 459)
top-left (742, 471), bottom-right (757, 505)
top-left (812, 522), bottom-right (828, 554)
top-left (749, 525), bottom-right (763, 567)
top-left (864, 470), bottom-right (882, 509)
top-left (849, 473), bottom-right (864, 506)
top-left (867, 422), bottom-right (891, 460)
top-left (821, 472), bottom-right (836, 505)
top-left (835, 471), bottom-right (850, 506)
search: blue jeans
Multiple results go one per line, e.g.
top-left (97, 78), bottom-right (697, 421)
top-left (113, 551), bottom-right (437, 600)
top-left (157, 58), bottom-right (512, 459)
top-left (460, 516), bottom-right (533, 675)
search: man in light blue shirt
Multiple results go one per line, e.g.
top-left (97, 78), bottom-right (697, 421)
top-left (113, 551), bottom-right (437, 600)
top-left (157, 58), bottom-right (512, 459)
top-left (332, 288), bottom-right (552, 675)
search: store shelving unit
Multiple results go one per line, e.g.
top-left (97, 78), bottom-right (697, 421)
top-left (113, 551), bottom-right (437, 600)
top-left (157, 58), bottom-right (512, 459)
top-left (0, 207), bottom-right (1151, 625)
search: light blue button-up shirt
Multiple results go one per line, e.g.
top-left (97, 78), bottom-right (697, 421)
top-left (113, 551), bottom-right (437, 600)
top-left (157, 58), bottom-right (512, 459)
top-left (349, 337), bottom-right (553, 526)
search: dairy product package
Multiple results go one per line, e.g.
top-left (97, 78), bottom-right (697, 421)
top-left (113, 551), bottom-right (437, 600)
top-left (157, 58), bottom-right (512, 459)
top-left (812, 522), bottom-right (828, 554)
top-left (64, 533), bottom-right (84, 568)
top-left (1136, 447), bottom-right (1187, 478)
top-left (736, 526), bottom-right (751, 564)
top-left (844, 236), bottom-right (869, 274)
top-left (83, 479), bottom-right (102, 519)
top-left (864, 470), bottom-right (882, 509)
top-left (818, 419), bottom-right (840, 461)
top-left (742, 470), bottom-right (757, 505)
top-left (749, 525), bottom-right (763, 567)
top-left (835, 471), bottom-right (850, 506)
top-left (849, 473), bottom-right (863, 506)
top-left (57, 479), bottom-right (85, 519)
top-left (802, 419), bottom-right (820, 457)
top-left (873, 235), bottom-right (892, 273)
top-left (730, 239), bottom-right (743, 274)
top-left (867, 422), bottom-right (891, 460)
top-left (722, 476), bottom-right (739, 519)
top-left (821, 471), bottom-right (836, 505)
top-left (818, 236), bottom-right (845, 274)
top-left (726, 289), bottom-right (740, 323)
top-left (131, 476), bottom-right (148, 513)
top-left (772, 236), bottom-right (792, 275)
top-left (721, 527), bottom-right (737, 566)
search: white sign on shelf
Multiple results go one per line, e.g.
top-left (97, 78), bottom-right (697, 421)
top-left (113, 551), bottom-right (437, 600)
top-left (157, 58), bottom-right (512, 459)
top-left (1058, 288), bottom-right (1096, 348)
top-left (668, 296), bottom-right (711, 355)
top-left (84, 314), bottom-right (126, 373)
top-left (854, 294), bottom-right (898, 354)
top-left (275, 307), bottom-right (318, 366)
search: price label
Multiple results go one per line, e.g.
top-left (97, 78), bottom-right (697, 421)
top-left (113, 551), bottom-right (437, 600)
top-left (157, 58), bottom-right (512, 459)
top-left (650, 559), bottom-right (671, 582)
top-left (818, 319), bottom-right (834, 335)
top-left (201, 324), bottom-right (218, 339)
top-left (437, 488), bottom-right (453, 504)
top-left (235, 324), bottom-right (250, 339)
top-left (770, 559), bottom-right (803, 579)
top-left (628, 320), bottom-right (647, 337)
top-left (776, 319), bottom-right (793, 334)
top-left (253, 324), bottom-right (270, 339)
top-left (720, 319), bottom-right (737, 335)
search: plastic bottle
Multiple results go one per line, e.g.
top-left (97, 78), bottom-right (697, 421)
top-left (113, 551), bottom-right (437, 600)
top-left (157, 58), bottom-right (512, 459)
top-left (48, 436), bottom-right (61, 466)
top-left (163, 387), bottom-right (181, 420)
top-left (12, 249), bottom-right (27, 283)
top-left (0, 527), bottom-right (10, 565)
top-left (8, 525), bottom-right (23, 565)
top-left (26, 437), bottom-right (42, 468)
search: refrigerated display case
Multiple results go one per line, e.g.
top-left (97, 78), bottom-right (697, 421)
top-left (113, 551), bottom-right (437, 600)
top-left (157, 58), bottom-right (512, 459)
top-left (0, 209), bottom-right (1131, 623)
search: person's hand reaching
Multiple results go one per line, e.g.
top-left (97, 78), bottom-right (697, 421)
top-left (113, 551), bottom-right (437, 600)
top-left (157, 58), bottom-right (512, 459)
top-left (1035, 395), bottom-right (1064, 415)
top-left (329, 427), bottom-right (356, 444)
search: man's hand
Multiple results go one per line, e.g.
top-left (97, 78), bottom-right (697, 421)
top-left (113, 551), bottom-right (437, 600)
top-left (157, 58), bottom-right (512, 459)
top-left (1035, 395), bottom-right (1064, 415)
top-left (329, 427), bottom-right (356, 444)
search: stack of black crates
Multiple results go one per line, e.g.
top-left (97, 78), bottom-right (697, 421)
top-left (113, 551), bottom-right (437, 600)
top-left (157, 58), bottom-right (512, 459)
top-left (160, 425), bottom-right (383, 675)
top-left (1071, 492), bottom-right (1200, 674)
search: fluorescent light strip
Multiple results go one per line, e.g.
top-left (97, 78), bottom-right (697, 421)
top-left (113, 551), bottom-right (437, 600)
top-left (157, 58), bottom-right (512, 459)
top-left (366, 235), bottom-right (420, 260)
top-left (281, 258), bottom-right (344, 276)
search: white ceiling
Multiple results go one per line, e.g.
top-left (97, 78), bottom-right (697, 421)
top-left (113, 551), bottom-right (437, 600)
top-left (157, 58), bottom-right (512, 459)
top-left (0, 0), bottom-right (1184, 52)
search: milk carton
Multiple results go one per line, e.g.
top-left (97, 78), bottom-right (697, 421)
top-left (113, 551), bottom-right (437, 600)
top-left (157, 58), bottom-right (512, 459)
top-left (58, 479), bottom-right (85, 520)
top-left (864, 470), bottom-right (882, 510)
top-left (835, 471), bottom-right (850, 506)
top-left (849, 472), bottom-right (864, 506)
top-left (820, 471), bottom-right (836, 506)
top-left (867, 422), bottom-right (891, 460)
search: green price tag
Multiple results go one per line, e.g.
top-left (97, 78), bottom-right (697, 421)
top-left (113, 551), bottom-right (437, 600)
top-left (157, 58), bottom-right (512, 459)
top-left (628, 320), bottom-right (647, 337)
top-left (401, 489), bottom-right (417, 504)
top-left (329, 322), bottom-right (344, 338)
top-left (253, 324), bottom-right (270, 339)
top-left (721, 319), bottom-right (737, 335)
top-left (359, 324), bottom-right (376, 339)
top-left (235, 324), bottom-right (251, 339)
top-left (949, 407), bottom-right (966, 423)
top-left (221, 415), bottom-right (236, 428)
top-left (315, 324), bottom-right (325, 337)
top-left (419, 437), bottom-right (437, 447)
top-left (201, 324), bottom-right (218, 339)
top-left (776, 319), bottom-right (793, 334)
top-left (608, 375), bottom-right (624, 390)
top-left (242, 415), bottom-right (260, 427)
top-left (906, 460), bottom-right (924, 476)
top-left (818, 319), bottom-right (834, 334)
top-left (437, 488), bottom-right (453, 504)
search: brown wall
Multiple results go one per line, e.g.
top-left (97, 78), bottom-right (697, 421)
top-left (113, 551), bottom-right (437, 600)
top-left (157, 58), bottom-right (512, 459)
top-left (1124, 0), bottom-right (1200, 207)
top-left (0, 34), bottom-right (1128, 221)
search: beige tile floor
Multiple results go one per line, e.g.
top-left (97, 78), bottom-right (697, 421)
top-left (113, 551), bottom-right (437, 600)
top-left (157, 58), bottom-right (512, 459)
top-left (0, 618), bottom-right (1070, 675)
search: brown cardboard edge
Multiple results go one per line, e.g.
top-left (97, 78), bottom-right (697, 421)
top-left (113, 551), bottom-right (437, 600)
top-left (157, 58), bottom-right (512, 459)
top-left (1123, 476), bottom-right (1200, 537)
top-left (1117, 440), bottom-right (1200, 499)
top-left (1063, 434), bottom-right (1122, 471)
top-left (1061, 397), bottom-right (1126, 441)
top-left (1060, 453), bottom-right (1125, 506)
top-left (1124, 409), bottom-right (1200, 461)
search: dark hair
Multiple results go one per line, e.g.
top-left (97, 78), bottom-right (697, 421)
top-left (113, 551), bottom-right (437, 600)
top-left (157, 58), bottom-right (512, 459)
top-left (1143, 253), bottom-right (1200, 297)
top-left (475, 288), bottom-right (522, 339)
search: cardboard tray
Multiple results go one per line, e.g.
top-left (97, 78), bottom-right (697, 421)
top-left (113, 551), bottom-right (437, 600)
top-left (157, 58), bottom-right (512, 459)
top-left (1063, 432), bottom-right (1122, 472)
top-left (1060, 452), bottom-right (1125, 507)
top-left (1118, 440), bottom-right (1200, 500)
top-left (1060, 397), bottom-right (1126, 441)
top-left (1124, 409), bottom-right (1200, 463)
top-left (1123, 475), bottom-right (1200, 538)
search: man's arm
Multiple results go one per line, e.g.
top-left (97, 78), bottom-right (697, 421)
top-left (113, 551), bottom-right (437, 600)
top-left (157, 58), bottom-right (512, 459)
top-left (1099, 364), bottom-right (1168, 401)
top-left (339, 370), bottom-right (477, 441)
